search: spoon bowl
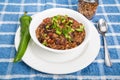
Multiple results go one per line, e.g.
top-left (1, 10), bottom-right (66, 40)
top-left (98, 19), bottom-right (108, 34)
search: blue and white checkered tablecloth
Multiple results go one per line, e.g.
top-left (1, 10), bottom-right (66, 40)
top-left (0, 0), bottom-right (120, 80)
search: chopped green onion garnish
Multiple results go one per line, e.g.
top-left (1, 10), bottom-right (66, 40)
top-left (46, 25), bottom-right (49, 29)
top-left (65, 34), bottom-right (71, 42)
top-left (56, 30), bottom-right (61, 35)
top-left (71, 28), bottom-right (75, 32)
top-left (76, 28), bottom-right (83, 32)
top-left (52, 23), bottom-right (57, 28)
top-left (55, 27), bottom-right (61, 35)
top-left (61, 16), bottom-right (66, 23)
top-left (43, 34), bottom-right (47, 37)
top-left (42, 41), bottom-right (47, 46)
top-left (62, 19), bottom-right (66, 23)
top-left (51, 15), bottom-right (84, 42)
top-left (69, 20), bottom-right (73, 23)
top-left (80, 25), bottom-right (84, 29)
top-left (52, 16), bottom-right (58, 23)
top-left (57, 24), bottom-right (59, 27)
top-left (62, 28), bottom-right (68, 35)
top-left (57, 15), bottom-right (61, 19)
top-left (76, 25), bottom-right (84, 32)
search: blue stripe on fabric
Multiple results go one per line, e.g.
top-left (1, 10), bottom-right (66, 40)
top-left (65, 70), bottom-right (80, 75)
top-left (81, 63), bottom-right (100, 75)
top-left (103, 63), bottom-right (120, 75)
top-left (116, 36), bottom-right (120, 45)
top-left (112, 25), bottom-right (120, 33)
top-left (0, 35), bottom-right (15, 44)
top-left (24, 6), bottom-right (37, 12)
top-left (102, 0), bottom-right (116, 4)
top-left (40, 0), bottom-right (46, 4)
top-left (109, 49), bottom-right (120, 59)
top-left (55, 6), bottom-right (69, 9)
top-left (92, 15), bottom-right (105, 23)
top-left (70, 0), bottom-right (77, 4)
top-left (0, 62), bottom-right (9, 75)
top-left (96, 48), bottom-right (103, 59)
top-left (73, 6), bottom-right (77, 11)
top-left (11, 62), bottom-right (32, 74)
top-left (24, 0), bottom-right (38, 3)
top-left (3, 14), bottom-right (19, 21)
top-left (11, 78), bottom-right (30, 80)
top-left (45, 5), bottom-right (53, 10)
top-left (106, 36), bottom-right (116, 45)
top-left (0, 5), bottom-right (4, 11)
top-left (107, 24), bottom-right (114, 33)
top-left (99, 48), bottom-right (104, 59)
top-left (100, 36), bottom-right (115, 46)
top-left (46, 0), bottom-right (53, 2)
top-left (34, 77), bottom-right (53, 80)
top-left (104, 6), bottom-right (119, 13)
top-left (101, 25), bottom-right (112, 33)
top-left (0, 0), bottom-right (5, 3)
top-left (39, 0), bottom-right (46, 11)
top-left (0, 24), bottom-right (18, 32)
top-left (81, 79), bottom-right (101, 80)
top-left (0, 47), bottom-right (16, 58)
top-left (107, 15), bottom-right (120, 22)
top-left (57, 77), bottom-right (77, 80)
top-left (100, 36), bottom-right (103, 46)
top-left (40, 6), bottom-right (48, 12)
top-left (56, 0), bottom-right (69, 5)
top-left (96, 6), bottom-right (103, 13)
top-left (8, 0), bottom-right (21, 3)
top-left (5, 5), bottom-right (21, 12)
top-left (100, 48), bottom-right (119, 59)
top-left (118, 0), bottom-right (120, 3)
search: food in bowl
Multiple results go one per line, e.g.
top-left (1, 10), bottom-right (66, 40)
top-left (36, 15), bottom-right (85, 50)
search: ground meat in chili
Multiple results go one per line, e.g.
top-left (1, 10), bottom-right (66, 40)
top-left (36, 15), bottom-right (85, 50)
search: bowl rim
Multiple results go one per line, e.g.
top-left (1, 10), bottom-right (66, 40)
top-left (29, 8), bottom-right (91, 53)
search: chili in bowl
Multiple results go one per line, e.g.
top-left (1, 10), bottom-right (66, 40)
top-left (29, 8), bottom-right (91, 55)
top-left (36, 15), bottom-right (85, 50)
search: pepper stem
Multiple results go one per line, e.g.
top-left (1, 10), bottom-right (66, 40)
top-left (24, 11), bottom-right (27, 15)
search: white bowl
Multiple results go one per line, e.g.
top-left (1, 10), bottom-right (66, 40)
top-left (29, 8), bottom-right (91, 55)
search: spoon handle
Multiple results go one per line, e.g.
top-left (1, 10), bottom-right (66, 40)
top-left (103, 35), bottom-right (112, 67)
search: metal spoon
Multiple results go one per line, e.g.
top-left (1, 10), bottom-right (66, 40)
top-left (98, 18), bottom-right (112, 67)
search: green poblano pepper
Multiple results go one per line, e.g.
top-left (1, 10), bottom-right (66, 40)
top-left (14, 12), bottom-right (32, 62)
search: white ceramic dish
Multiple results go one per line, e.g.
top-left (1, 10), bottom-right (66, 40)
top-left (15, 20), bottom-right (100, 74)
top-left (29, 8), bottom-right (90, 56)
